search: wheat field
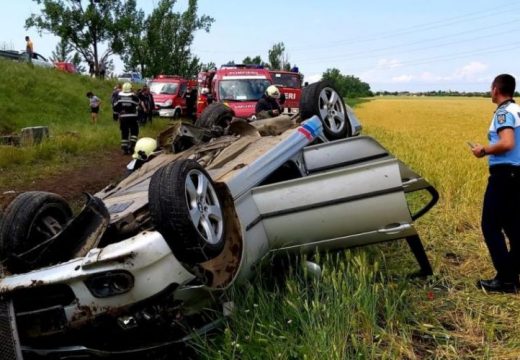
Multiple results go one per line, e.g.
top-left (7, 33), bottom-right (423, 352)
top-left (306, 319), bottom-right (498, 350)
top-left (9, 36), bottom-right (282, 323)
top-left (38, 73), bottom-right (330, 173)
top-left (353, 97), bottom-right (520, 358)
top-left (198, 97), bottom-right (520, 359)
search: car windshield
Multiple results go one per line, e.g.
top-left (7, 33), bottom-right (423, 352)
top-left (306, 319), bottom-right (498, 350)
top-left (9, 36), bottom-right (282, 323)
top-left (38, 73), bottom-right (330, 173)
top-left (149, 82), bottom-right (179, 95)
top-left (218, 79), bottom-right (271, 101)
top-left (271, 73), bottom-right (302, 88)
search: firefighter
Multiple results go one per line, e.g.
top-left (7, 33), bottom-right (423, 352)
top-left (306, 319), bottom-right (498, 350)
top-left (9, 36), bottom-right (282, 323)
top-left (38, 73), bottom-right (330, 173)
top-left (114, 82), bottom-right (141, 155)
top-left (255, 85), bottom-right (284, 119)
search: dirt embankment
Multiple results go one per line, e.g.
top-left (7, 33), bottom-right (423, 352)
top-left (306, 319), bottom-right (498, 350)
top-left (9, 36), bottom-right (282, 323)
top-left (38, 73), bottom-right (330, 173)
top-left (0, 149), bottom-right (130, 210)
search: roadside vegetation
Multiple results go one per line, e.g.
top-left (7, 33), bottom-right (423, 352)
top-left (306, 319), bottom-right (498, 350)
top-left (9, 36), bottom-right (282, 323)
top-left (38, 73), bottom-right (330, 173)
top-left (196, 97), bottom-right (520, 359)
top-left (0, 60), bottom-right (169, 193)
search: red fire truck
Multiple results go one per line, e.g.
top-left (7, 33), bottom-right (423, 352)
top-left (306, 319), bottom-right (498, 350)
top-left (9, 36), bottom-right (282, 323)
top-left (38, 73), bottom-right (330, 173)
top-left (196, 64), bottom-right (273, 120)
top-left (149, 75), bottom-right (197, 118)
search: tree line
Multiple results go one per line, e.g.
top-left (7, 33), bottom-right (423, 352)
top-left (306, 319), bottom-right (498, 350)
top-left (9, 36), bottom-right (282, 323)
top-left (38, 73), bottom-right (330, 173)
top-left (26, 0), bottom-right (212, 78)
top-left (26, 0), bottom-right (375, 99)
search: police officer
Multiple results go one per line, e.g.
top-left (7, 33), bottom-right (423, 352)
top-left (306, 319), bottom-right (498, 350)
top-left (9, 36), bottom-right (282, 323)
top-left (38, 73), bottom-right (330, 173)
top-left (114, 82), bottom-right (141, 155)
top-left (472, 74), bottom-right (520, 293)
top-left (255, 85), bottom-right (284, 119)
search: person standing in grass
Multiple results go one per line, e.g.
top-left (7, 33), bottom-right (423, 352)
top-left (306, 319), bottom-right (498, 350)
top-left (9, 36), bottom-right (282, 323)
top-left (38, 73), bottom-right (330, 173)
top-left (471, 74), bottom-right (520, 293)
top-left (86, 91), bottom-right (101, 124)
top-left (25, 36), bottom-right (33, 64)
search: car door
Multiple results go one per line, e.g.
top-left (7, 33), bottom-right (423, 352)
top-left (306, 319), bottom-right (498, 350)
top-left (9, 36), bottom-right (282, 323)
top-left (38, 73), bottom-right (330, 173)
top-left (178, 82), bottom-right (188, 111)
top-left (249, 136), bottom-right (436, 253)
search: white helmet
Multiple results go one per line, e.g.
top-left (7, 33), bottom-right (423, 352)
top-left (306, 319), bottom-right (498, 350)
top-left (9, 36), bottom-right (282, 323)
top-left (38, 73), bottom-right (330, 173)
top-left (266, 85), bottom-right (280, 99)
top-left (122, 82), bottom-right (132, 93)
top-left (132, 137), bottom-right (157, 160)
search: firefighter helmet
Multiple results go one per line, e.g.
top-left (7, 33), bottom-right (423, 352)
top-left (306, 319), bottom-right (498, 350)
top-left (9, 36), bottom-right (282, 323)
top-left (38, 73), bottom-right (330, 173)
top-left (266, 85), bottom-right (281, 99)
top-left (132, 137), bottom-right (157, 160)
top-left (122, 82), bottom-right (133, 93)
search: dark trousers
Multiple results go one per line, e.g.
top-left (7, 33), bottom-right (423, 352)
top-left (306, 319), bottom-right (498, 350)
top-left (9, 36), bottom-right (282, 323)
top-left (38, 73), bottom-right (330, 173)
top-left (481, 165), bottom-right (520, 280)
top-left (120, 117), bottom-right (139, 152)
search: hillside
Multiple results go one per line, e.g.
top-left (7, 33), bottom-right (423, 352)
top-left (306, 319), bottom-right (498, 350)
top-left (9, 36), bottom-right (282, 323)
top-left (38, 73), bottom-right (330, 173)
top-left (0, 59), bottom-right (168, 209)
top-left (0, 58), bottom-right (114, 134)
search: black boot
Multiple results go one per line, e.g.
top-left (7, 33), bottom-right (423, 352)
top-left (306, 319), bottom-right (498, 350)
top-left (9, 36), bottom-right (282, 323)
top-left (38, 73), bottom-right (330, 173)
top-left (477, 276), bottom-right (519, 293)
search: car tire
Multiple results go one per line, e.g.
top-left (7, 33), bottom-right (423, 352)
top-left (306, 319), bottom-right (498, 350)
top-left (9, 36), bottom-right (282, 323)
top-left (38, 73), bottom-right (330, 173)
top-left (195, 102), bottom-right (234, 131)
top-left (149, 159), bottom-right (226, 263)
top-left (300, 81), bottom-right (351, 140)
top-left (0, 191), bottom-right (72, 263)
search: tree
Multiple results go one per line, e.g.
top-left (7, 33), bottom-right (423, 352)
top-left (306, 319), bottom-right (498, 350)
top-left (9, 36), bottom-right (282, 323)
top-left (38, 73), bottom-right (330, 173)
top-left (268, 42), bottom-right (290, 70)
top-left (71, 52), bottom-right (86, 73)
top-left (117, 0), bottom-right (147, 75)
top-left (242, 55), bottom-right (265, 66)
top-left (142, 0), bottom-right (214, 77)
top-left (201, 62), bottom-right (216, 71)
top-left (50, 38), bottom-right (87, 73)
top-left (50, 39), bottom-right (73, 62)
top-left (322, 68), bottom-right (372, 98)
top-left (25, 0), bottom-right (137, 76)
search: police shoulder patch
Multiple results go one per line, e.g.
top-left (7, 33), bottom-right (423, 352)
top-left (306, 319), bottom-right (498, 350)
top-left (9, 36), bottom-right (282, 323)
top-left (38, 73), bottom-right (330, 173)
top-left (497, 113), bottom-right (506, 124)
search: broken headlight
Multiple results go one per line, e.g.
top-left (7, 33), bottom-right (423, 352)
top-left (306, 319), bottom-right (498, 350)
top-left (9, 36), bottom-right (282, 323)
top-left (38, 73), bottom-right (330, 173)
top-left (85, 271), bottom-right (134, 298)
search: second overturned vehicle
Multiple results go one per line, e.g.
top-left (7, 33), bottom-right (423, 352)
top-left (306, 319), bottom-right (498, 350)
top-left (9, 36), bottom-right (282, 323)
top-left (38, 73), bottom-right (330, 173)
top-left (0, 81), bottom-right (438, 359)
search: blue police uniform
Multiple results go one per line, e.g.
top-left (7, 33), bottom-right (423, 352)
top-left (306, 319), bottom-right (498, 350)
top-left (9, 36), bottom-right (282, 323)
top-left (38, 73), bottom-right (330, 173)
top-left (482, 99), bottom-right (520, 282)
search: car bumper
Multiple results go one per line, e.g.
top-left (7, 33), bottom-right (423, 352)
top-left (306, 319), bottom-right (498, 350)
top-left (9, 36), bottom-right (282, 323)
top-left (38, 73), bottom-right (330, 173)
top-left (158, 108), bottom-right (176, 117)
top-left (0, 231), bottom-right (196, 334)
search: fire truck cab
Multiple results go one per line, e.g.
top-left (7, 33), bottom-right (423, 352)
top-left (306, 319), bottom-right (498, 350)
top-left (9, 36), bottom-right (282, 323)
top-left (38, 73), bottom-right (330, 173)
top-left (149, 75), bottom-right (197, 118)
top-left (196, 64), bottom-right (273, 120)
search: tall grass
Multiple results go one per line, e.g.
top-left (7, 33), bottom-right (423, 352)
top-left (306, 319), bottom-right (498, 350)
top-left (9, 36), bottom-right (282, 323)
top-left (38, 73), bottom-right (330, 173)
top-left (196, 97), bottom-right (520, 359)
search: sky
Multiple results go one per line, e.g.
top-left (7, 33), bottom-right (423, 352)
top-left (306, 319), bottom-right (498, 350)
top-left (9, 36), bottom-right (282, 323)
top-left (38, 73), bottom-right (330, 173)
top-left (2, 0), bottom-right (519, 92)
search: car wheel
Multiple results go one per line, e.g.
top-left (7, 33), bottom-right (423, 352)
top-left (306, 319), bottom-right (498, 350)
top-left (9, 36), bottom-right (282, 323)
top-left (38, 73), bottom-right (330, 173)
top-left (149, 159), bottom-right (226, 263)
top-left (300, 81), bottom-right (351, 140)
top-left (195, 102), bottom-right (234, 133)
top-left (0, 191), bottom-right (72, 267)
top-left (174, 108), bottom-right (181, 120)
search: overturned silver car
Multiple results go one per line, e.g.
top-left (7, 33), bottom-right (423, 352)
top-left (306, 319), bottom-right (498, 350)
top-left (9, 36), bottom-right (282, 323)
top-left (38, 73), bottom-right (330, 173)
top-left (0, 82), bottom-right (437, 359)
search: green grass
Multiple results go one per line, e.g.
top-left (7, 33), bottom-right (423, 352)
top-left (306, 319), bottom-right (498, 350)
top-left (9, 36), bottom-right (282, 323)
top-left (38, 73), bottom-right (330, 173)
top-left (194, 97), bottom-right (520, 359)
top-left (0, 59), bottom-right (172, 191)
top-left (196, 252), bottom-right (422, 359)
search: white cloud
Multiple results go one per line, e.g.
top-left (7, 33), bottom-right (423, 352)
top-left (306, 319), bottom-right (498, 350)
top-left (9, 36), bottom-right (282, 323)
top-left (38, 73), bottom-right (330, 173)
top-left (454, 61), bottom-right (488, 79)
top-left (418, 72), bottom-right (451, 82)
top-left (364, 60), bottom-right (491, 87)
